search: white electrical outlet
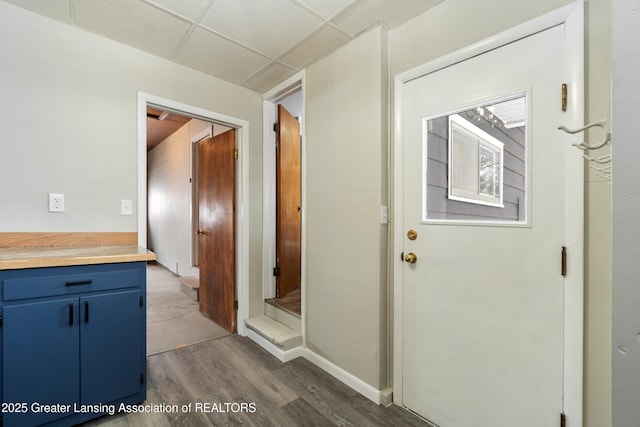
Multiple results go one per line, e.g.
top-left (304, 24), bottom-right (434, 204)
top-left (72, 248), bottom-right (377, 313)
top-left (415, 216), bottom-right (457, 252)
top-left (121, 199), bottom-right (133, 215)
top-left (48, 193), bottom-right (65, 213)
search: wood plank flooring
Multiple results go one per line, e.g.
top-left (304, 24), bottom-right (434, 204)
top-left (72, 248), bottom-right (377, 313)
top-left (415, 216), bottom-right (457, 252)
top-left (82, 335), bottom-right (430, 426)
top-left (266, 287), bottom-right (301, 317)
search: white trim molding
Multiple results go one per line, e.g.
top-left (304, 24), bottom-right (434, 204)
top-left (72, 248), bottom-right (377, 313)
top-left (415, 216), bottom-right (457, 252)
top-left (245, 330), bottom-right (384, 405)
top-left (302, 349), bottom-right (384, 405)
top-left (261, 70), bottom-right (307, 347)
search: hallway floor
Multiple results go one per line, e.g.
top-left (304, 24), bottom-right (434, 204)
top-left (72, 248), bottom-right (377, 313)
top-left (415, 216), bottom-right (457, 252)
top-left (80, 263), bottom-right (430, 426)
top-left (83, 335), bottom-right (430, 426)
top-left (146, 262), bottom-right (230, 355)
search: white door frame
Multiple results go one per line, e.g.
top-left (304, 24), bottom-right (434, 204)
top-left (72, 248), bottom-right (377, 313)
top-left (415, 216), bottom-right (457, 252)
top-left (261, 72), bottom-right (307, 342)
top-left (392, 2), bottom-right (584, 424)
top-left (137, 91), bottom-right (251, 336)
top-left (262, 71), bottom-right (305, 300)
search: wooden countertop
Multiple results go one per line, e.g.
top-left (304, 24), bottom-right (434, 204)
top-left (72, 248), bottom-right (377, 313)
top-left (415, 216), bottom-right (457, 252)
top-left (0, 245), bottom-right (156, 270)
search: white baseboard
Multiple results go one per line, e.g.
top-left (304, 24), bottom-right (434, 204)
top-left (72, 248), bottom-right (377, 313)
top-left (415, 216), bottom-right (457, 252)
top-left (301, 348), bottom-right (383, 405)
top-left (380, 387), bottom-right (393, 406)
top-left (246, 328), bottom-right (383, 405)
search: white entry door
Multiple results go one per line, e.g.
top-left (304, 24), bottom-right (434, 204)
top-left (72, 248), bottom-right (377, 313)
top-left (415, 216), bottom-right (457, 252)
top-left (400, 25), bottom-right (572, 427)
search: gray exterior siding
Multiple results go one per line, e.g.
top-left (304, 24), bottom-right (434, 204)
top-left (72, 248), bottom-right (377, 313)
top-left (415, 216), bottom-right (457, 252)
top-left (425, 110), bottom-right (526, 221)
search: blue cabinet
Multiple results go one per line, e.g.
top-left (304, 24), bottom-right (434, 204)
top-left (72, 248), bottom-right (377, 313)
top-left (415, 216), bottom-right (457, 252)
top-left (0, 262), bottom-right (147, 426)
top-left (3, 298), bottom-right (80, 426)
top-left (81, 290), bottom-right (142, 405)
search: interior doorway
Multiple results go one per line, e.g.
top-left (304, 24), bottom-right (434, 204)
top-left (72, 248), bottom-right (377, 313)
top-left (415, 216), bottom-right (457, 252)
top-left (138, 92), bottom-right (251, 338)
top-left (264, 88), bottom-right (303, 320)
top-left (147, 109), bottom-right (238, 332)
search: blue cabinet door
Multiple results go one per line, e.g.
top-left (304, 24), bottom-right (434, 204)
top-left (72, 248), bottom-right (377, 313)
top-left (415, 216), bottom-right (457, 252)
top-left (3, 298), bottom-right (80, 426)
top-left (80, 290), bottom-right (142, 404)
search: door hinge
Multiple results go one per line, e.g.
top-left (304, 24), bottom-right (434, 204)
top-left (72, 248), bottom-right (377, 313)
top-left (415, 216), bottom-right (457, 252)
top-left (561, 83), bottom-right (568, 112)
top-left (273, 123), bottom-right (280, 133)
top-left (140, 374), bottom-right (144, 385)
top-left (0, 315), bottom-right (3, 328)
top-left (234, 149), bottom-right (238, 160)
top-left (273, 267), bottom-right (281, 277)
top-left (139, 295), bottom-right (144, 307)
top-left (233, 300), bottom-right (238, 311)
top-left (560, 412), bottom-right (567, 427)
top-left (561, 246), bottom-right (567, 277)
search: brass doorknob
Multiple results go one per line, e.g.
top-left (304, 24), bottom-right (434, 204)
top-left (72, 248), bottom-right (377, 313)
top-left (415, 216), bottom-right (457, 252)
top-left (195, 229), bottom-right (205, 235)
top-left (404, 252), bottom-right (418, 263)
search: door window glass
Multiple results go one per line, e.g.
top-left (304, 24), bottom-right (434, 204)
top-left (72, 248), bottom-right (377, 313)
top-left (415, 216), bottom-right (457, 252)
top-left (423, 95), bottom-right (527, 223)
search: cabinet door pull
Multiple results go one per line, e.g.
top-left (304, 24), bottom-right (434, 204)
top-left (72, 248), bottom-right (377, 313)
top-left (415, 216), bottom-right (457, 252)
top-left (68, 304), bottom-right (74, 326)
top-left (84, 301), bottom-right (89, 323)
top-left (65, 279), bottom-right (93, 287)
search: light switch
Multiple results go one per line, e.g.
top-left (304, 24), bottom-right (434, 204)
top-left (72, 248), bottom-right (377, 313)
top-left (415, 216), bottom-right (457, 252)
top-left (380, 206), bottom-right (388, 224)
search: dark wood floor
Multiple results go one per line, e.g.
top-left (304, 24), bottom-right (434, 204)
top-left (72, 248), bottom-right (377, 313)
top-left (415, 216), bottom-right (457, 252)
top-left (83, 335), bottom-right (428, 426)
top-left (266, 287), bottom-right (302, 317)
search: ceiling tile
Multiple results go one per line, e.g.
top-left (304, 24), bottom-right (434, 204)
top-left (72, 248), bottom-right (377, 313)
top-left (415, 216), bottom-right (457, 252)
top-left (280, 24), bottom-right (350, 70)
top-left (297, 0), bottom-right (355, 19)
top-left (176, 26), bottom-right (271, 86)
top-left (4, 0), bottom-right (446, 94)
top-left (243, 62), bottom-right (298, 93)
top-left (1, 0), bottom-right (71, 23)
top-left (146, 0), bottom-right (212, 21)
top-left (75, 0), bottom-right (192, 57)
top-left (333, 0), bottom-right (443, 36)
top-left (199, 0), bottom-right (324, 58)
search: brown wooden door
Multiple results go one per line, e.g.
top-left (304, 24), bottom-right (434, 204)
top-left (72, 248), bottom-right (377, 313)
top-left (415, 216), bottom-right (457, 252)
top-left (197, 129), bottom-right (236, 332)
top-left (276, 105), bottom-right (301, 298)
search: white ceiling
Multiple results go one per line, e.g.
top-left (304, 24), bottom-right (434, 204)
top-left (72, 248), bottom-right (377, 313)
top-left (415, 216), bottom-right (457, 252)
top-left (3, 0), bottom-right (444, 93)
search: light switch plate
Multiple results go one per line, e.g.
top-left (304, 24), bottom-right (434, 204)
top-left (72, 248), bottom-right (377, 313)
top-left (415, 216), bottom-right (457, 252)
top-left (380, 206), bottom-right (388, 224)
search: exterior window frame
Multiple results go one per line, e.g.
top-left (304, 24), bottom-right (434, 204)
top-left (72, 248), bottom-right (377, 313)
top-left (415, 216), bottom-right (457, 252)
top-left (447, 114), bottom-right (504, 208)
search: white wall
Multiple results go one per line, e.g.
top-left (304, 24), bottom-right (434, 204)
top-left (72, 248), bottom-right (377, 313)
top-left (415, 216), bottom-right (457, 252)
top-left (0, 1), bottom-right (264, 319)
top-left (147, 122), bottom-right (192, 275)
top-left (0, 1), bottom-right (262, 234)
top-left (305, 26), bottom-right (388, 389)
top-left (612, 1), bottom-right (640, 425)
top-left (391, 0), bottom-right (574, 76)
top-left (584, 0), bottom-right (613, 425)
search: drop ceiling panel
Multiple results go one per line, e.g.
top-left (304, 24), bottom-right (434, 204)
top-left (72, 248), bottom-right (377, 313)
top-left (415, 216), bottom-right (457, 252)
top-left (243, 62), bottom-right (298, 93)
top-left (299, 0), bottom-right (355, 19)
top-left (199, 0), bottom-right (324, 58)
top-left (146, 0), bottom-right (212, 21)
top-left (1, 0), bottom-right (71, 23)
top-left (333, 0), bottom-right (444, 36)
top-left (280, 24), bottom-right (350, 70)
top-left (2, 0), bottom-right (445, 93)
top-left (75, 0), bottom-right (192, 57)
top-left (176, 26), bottom-right (272, 86)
